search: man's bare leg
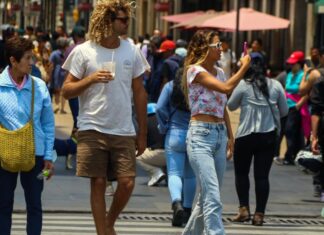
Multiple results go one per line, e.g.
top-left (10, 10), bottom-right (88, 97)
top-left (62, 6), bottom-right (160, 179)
top-left (106, 177), bottom-right (135, 235)
top-left (91, 177), bottom-right (107, 235)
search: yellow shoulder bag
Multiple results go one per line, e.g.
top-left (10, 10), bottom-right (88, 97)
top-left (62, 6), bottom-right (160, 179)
top-left (0, 78), bottom-right (35, 172)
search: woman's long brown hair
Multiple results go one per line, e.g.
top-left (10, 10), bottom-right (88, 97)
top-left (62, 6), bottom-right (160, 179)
top-left (181, 30), bottom-right (219, 105)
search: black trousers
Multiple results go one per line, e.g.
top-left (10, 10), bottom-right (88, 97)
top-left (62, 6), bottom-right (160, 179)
top-left (234, 131), bottom-right (276, 214)
top-left (318, 115), bottom-right (324, 189)
top-left (284, 107), bottom-right (304, 162)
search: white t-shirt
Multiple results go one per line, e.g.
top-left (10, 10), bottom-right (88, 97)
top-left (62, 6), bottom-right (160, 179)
top-left (62, 40), bottom-right (148, 136)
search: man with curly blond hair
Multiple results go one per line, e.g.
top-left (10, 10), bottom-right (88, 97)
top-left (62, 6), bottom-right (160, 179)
top-left (62, 1), bottom-right (149, 234)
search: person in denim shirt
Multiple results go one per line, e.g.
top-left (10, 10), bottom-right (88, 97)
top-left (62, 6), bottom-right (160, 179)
top-left (0, 37), bottom-right (55, 235)
top-left (156, 68), bottom-right (196, 227)
top-left (181, 30), bottom-right (250, 235)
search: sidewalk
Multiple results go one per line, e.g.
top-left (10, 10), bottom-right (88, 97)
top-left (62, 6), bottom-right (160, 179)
top-left (12, 109), bottom-right (324, 217)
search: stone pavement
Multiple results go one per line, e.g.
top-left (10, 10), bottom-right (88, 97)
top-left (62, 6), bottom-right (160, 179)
top-left (12, 108), bottom-right (324, 218)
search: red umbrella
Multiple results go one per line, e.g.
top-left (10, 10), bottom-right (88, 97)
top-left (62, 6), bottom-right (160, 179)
top-left (201, 8), bottom-right (290, 31)
top-left (161, 11), bottom-right (204, 23)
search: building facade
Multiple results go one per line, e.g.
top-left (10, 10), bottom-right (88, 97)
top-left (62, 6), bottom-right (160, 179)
top-left (0, 0), bottom-right (44, 30)
top-left (1, 0), bottom-right (323, 70)
top-left (0, 0), bottom-right (92, 35)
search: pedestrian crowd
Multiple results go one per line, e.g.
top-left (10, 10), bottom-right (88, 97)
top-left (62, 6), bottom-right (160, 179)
top-left (0, 0), bottom-right (324, 235)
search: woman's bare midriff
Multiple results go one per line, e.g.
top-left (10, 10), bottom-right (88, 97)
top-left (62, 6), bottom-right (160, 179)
top-left (191, 114), bottom-right (224, 123)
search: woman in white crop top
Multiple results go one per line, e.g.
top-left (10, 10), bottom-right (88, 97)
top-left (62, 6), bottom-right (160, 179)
top-left (181, 30), bottom-right (250, 235)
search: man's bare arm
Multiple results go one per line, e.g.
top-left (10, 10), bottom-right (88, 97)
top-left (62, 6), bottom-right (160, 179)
top-left (62, 70), bottom-right (112, 99)
top-left (132, 76), bottom-right (148, 156)
top-left (299, 69), bottom-right (320, 96)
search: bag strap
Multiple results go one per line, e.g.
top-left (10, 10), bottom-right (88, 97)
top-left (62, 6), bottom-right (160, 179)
top-left (263, 92), bottom-right (278, 133)
top-left (255, 81), bottom-right (277, 129)
top-left (265, 96), bottom-right (275, 122)
top-left (29, 77), bottom-right (35, 121)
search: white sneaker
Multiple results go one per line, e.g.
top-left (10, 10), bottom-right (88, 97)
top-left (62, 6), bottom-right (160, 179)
top-left (147, 169), bottom-right (166, 187)
top-left (106, 184), bottom-right (114, 196)
top-left (273, 156), bottom-right (283, 165)
top-left (65, 155), bottom-right (73, 170)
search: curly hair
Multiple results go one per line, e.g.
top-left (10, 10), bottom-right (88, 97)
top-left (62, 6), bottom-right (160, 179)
top-left (181, 30), bottom-right (219, 104)
top-left (88, 0), bottom-right (133, 43)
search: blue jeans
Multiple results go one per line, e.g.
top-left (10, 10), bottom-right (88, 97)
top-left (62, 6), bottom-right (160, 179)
top-left (165, 128), bottom-right (196, 208)
top-left (0, 157), bottom-right (44, 235)
top-left (183, 121), bottom-right (227, 235)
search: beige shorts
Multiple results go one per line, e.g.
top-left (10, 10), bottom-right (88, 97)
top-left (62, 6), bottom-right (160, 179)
top-left (77, 130), bottom-right (136, 180)
top-left (137, 148), bottom-right (166, 167)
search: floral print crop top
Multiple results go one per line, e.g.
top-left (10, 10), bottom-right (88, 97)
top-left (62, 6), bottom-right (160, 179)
top-left (187, 65), bottom-right (228, 118)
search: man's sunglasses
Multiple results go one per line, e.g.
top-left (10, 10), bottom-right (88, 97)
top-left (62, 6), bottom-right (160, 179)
top-left (209, 42), bottom-right (222, 49)
top-left (114, 16), bottom-right (130, 24)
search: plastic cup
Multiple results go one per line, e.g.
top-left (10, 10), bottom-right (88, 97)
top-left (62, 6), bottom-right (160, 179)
top-left (102, 61), bottom-right (116, 80)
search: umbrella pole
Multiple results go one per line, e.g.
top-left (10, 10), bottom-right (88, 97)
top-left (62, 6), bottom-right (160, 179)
top-left (235, 0), bottom-right (240, 62)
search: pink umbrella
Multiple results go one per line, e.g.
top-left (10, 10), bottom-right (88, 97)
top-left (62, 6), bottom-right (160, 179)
top-left (172, 10), bottom-right (227, 29)
top-left (161, 11), bottom-right (204, 23)
top-left (201, 8), bottom-right (290, 31)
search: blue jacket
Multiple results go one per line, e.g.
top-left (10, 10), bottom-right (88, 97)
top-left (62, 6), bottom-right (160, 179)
top-left (156, 81), bottom-right (190, 133)
top-left (0, 67), bottom-right (55, 160)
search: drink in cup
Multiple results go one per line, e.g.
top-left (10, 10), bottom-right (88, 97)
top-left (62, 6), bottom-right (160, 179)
top-left (102, 61), bottom-right (116, 80)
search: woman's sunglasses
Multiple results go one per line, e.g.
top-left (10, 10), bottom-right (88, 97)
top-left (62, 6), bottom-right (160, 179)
top-left (114, 16), bottom-right (130, 24)
top-left (209, 42), bottom-right (222, 49)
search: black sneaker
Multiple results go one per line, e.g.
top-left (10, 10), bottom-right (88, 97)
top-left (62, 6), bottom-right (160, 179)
top-left (314, 185), bottom-right (322, 197)
top-left (183, 207), bottom-right (192, 225)
top-left (172, 201), bottom-right (184, 227)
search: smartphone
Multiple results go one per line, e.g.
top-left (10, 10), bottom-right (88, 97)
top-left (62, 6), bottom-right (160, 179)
top-left (243, 41), bottom-right (248, 56)
top-left (305, 59), bottom-right (312, 67)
